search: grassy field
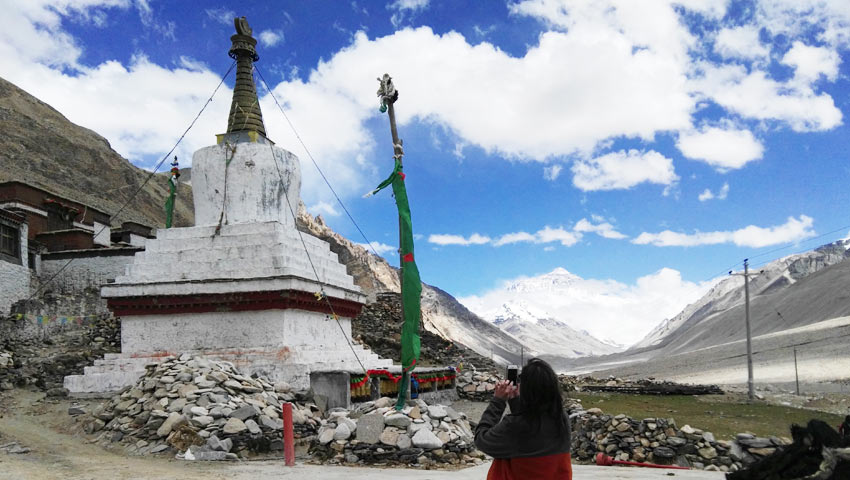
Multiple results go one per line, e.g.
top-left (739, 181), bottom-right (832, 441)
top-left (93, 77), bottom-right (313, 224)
top-left (570, 392), bottom-right (845, 440)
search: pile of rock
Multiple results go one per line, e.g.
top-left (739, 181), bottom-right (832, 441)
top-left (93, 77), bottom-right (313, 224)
top-left (310, 396), bottom-right (486, 467)
top-left (571, 409), bottom-right (743, 472)
top-left (354, 293), bottom-right (498, 373)
top-left (78, 354), bottom-right (319, 458)
top-left (560, 375), bottom-right (723, 395)
top-left (86, 315), bottom-right (120, 351)
top-left (730, 433), bottom-right (791, 465)
top-left (455, 370), bottom-right (498, 401)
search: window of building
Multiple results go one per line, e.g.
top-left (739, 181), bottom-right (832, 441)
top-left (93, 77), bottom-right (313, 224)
top-left (0, 223), bottom-right (20, 259)
top-left (46, 204), bottom-right (74, 230)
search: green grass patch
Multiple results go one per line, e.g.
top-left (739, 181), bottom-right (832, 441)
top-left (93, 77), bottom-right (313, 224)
top-left (570, 392), bottom-right (844, 440)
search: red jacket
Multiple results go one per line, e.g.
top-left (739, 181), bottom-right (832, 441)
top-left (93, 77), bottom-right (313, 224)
top-left (475, 397), bottom-right (573, 480)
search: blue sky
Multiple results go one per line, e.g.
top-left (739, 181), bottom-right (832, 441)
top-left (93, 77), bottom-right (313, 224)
top-left (2, 0), bottom-right (849, 344)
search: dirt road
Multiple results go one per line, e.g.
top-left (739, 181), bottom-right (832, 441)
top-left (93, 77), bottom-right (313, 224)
top-left (0, 390), bottom-right (723, 480)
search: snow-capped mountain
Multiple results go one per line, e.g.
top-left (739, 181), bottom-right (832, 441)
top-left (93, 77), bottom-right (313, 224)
top-left (504, 267), bottom-right (581, 293)
top-left (483, 302), bottom-right (623, 358)
top-left (632, 239), bottom-right (850, 351)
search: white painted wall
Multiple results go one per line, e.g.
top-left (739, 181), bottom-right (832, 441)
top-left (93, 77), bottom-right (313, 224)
top-left (191, 142), bottom-right (301, 227)
top-left (0, 222), bottom-right (30, 314)
top-left (93, 221), bottom-right (110, 247)
top-left (41, 250), bottom-right (138, 294)
top-left (121, 309), bottom-right (352, 353)
top-left (0, 261), bottom-right (29, 314)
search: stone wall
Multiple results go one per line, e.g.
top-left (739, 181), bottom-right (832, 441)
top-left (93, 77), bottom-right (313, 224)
top-left (571, 409), bottom-right (744, 472)
top-left (40, 247), bottom-right (140, 295)
top-left (0, 260), bottom-right (29, 315)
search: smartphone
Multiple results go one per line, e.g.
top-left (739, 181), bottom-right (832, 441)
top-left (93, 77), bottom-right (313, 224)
top-left (506, 364), bottom-right (518, 384)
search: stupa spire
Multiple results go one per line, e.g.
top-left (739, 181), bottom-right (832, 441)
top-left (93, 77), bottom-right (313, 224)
top-left (226, 17), bottom-right (266, 137)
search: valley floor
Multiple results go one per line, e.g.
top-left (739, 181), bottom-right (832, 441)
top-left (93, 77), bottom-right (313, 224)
top-left (571, 316), bottom-right (850, 393)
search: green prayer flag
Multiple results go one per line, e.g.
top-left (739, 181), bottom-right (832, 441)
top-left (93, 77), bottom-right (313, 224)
top-left (368, 158), bottom-right (422, 410)
top-left (165, 157), bottom-right (180, 228)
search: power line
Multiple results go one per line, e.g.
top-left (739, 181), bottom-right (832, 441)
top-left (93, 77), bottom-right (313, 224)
top-left (253, 66), bottom-right (370, 377)
top-left (253, 66), bottom-right (387, 262)
top-left (30, 61), bottom-right (236, 299)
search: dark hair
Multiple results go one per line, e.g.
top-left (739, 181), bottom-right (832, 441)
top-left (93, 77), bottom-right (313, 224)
top-left (517, 358), bottom-right (568, 435)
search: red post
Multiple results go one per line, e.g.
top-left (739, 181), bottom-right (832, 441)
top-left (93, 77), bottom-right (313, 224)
top-left (595, 452), bottom-right (690, 470)
top-left (282, 402), bottom-right (295, 466)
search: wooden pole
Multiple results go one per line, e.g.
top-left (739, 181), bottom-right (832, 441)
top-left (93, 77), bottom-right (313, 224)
top-left (744, 259), bottom-right (754, 401)
top-left (382, 77), bottom-right (411, 404)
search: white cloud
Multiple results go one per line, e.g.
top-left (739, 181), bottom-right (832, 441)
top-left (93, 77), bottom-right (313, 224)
top-left (388, 0), bottom-right (430, 27)
top-left (258, 30), bottom-right (284, 48)
top-left (543, 164), bottom-right (563, 181)
top-left (573, 218), bottom-right (627, 239)
top-left (492, 217), bottom-right (623, 247)
top-left (756, 0), bottom-right (850, 48)
top-left (677, 127), bottom-right (764, 170)
top-left (698, 182), bottom-right (729, 202)
top-left (428, 233), bottom-right (491, 246)
top-left (571, 150), bottom-right (678, 191)
top-left (781, 41), bottom-right (841, 82)
top-left (460, 266), bottom-right (719, 346)
top-left (695, 64), bottom-right (842, 132)
top-left (494, 227), bottom-right (582, 247)
top-left (205, 7), bottom-right (235, 25)
top-left (714, 25), bottom-right (769, 60)
top-left (308, 201), bottom-right (340, 217)
top-left (633, 215), bottom-right (815, 248)
top-left (2, 0), bottom-right (847, 215)
top-left (357, 241), bottom-right (396, 255)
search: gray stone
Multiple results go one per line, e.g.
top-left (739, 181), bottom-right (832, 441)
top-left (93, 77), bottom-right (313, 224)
top-left (167, 398), bottom-right (187, 413)
top-left (412, 428), bottom-right (443, 449)
top-left (259, 415), bottom-right (283, 431)
top-left (319, 427), bottom-right (335, 445)
top-left (667, 436), bottom-right (687, 447)
top-left (207, 435), bottom-right (233, 453)
top-left (444, 406), bottom-right (461, 421)
top-left (409, 422), bottom-right (432, 434)
top-left (355, 413), bottom-right (385, 444)
top-left (150, 444), bottom-right (169, 454)
top-left (190, 406), bottom-right (209, 416)
top-left (652, 446), bottom-right (676, 459)
top-left (427, 405), bottom-right (447, 420)
top-left (385, 413), bottom-right (411, 428)
top-left (337, 417), bottom-right (357, 432)
top-left (156, 412), bottom-right (186, 437)
top-left (231, 405), bottom-right (258, 421)
top-left (191, 415), bottom-right (214, 427)
top-left (222, 417), bottom-right (247, 434)
top-left (244, 419), bottom-right (261, 435)
top-left (68, 405), bottom-right (86, 416)
top-left (396, 433), bottom-right (412, 449)
top-left (334, 423), bottom-right (352, 440)
top-left (703, 432), bottom-right (716, 444)
top-left (380, 427), bottom-right (400, 446)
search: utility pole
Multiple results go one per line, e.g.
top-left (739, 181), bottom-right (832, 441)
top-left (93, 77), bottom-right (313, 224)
top-left (729, 259), bottom-right (759, 402)
top-left (794, 348), bottom-right (800, 396)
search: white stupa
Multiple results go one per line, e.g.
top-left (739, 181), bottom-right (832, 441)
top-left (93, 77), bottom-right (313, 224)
top-left (65, 17), bottom-right (390, 396)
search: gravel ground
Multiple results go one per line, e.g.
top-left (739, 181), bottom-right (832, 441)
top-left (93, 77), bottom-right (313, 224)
top-left (0, 390), bottom-right (726, 480)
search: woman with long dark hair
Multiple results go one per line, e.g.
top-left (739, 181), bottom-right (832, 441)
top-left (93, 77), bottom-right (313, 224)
top-left (474, 358), bottom-right (572, 479)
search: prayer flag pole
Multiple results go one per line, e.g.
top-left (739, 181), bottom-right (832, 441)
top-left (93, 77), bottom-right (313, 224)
top-left (369, 74), bottom-right (422, 410)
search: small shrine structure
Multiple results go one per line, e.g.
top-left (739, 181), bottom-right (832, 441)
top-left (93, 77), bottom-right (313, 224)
top-left (65, 17), bottom-right (391, 398)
